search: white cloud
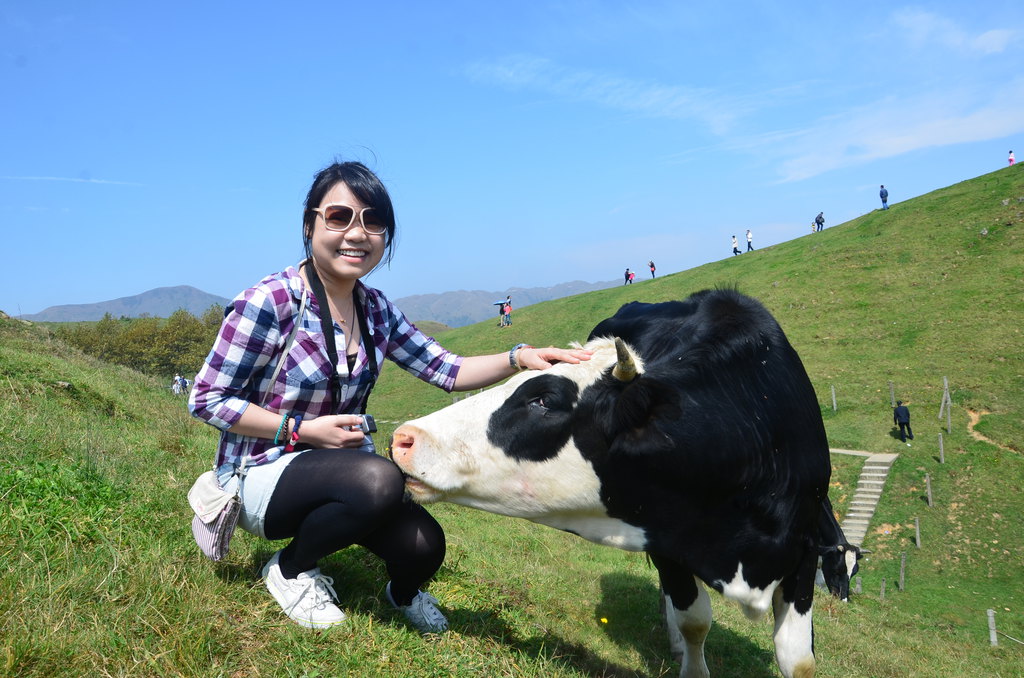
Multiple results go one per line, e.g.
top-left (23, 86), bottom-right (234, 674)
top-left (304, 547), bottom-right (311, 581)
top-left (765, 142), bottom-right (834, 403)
top-left (467, 55), bottom-right (741, 135)
top-left (892, 8), bottom-right (1020, 54)
top-left (0, 175), bottom-right (143, 186)
top-left (756, 80), bottom-right (1024, 182)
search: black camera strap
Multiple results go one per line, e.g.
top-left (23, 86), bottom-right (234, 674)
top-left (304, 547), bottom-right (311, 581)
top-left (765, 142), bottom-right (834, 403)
top-left (303, 261), bottom-right (377, 415)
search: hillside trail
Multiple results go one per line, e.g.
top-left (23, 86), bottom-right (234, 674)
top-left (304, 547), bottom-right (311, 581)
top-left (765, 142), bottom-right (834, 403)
top-left (967, 409), bottom-right (1015, 453)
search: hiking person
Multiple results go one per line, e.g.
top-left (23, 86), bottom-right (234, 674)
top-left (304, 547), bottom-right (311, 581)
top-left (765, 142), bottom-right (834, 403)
top-left (502, 296), bottom-right (512, 327)
top-left (746, 229), bottom-right (754, 251)
top-left (893, 400), bottom-right (914, 446)
top-left (648, 260), bottom-right (656, 278)
top-left (815, 212), bottom-right (825, 232)
top-left (189, 160), bottom-right (590, 632)
top-left (732, 235), bottom-right (741, 255)
top-left (1010, 151), bottom-right (1015, 167)
top-left (879, 185), bottom-right (889, 210)
top-left (624, 268), bottom-right (631, 285)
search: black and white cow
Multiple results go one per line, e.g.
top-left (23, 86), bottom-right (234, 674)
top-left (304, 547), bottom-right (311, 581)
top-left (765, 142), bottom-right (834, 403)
top-left (391, 289), bottom-right (831, 678)
top-left (817, 497), bottom-right (865, 602)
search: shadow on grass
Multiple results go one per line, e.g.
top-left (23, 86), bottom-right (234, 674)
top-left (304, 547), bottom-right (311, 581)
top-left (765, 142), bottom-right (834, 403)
top-left (213, 550), bottom-right (775, 677)
top-left (594, 573), bottom-right (778, 678)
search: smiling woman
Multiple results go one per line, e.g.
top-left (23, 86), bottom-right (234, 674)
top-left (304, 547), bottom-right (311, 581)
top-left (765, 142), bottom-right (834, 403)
top-left (186, 158), bottom-right (590, 634)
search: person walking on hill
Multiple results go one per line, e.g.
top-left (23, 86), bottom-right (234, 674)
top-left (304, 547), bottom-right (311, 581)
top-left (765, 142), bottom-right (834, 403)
top-left (1010, 150), bottom-right (1016, 167)
top-left (502, 295), bottom-right (512, 327)
top-left (648, 260), bottom-right (656, 278)
top-left (189, 160), bottom-right (590, 633)
top-left (879, 185), bottom-right (889, 210)
top-left (746, 229), bottom-right (754, 251)
top-left (815, 212), bottom-right (825, 232)
top-left (624, 268), bottom-right (631, 285)
top-left (731, 235), bottom-right (742, 256)
top-left (893, 400), bottom-right (914, 446)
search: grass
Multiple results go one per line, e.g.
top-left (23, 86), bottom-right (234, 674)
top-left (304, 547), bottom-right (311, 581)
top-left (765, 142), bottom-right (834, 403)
top-left (2, 166), bottom-right (1023, 676)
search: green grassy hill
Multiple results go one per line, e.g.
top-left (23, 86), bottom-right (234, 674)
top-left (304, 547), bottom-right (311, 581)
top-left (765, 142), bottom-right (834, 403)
top-left (2, 166), bottom-right (1021, 677)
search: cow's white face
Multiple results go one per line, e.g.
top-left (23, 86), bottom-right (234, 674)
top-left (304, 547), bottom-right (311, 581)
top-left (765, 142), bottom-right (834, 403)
top-left (391, 337), bottom-right (649, 549)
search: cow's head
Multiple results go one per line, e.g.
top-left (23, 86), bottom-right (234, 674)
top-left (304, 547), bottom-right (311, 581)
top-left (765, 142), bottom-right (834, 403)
top-left (818, 542), bottom-right (866, 602)
top-left (390, 337), bottom-right (645, 523)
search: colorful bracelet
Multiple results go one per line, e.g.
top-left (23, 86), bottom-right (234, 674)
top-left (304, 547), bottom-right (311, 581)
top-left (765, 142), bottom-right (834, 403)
top-left (284, 415), bottom-right (303, 453)
top-left (509, 343), bottom-right (533, 370)
top-left (273, 412), bottom-right (289, 445)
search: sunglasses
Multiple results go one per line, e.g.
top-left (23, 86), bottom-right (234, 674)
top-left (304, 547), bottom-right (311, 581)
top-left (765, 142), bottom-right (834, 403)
top-left (309, 203), bottom-right (388, 235)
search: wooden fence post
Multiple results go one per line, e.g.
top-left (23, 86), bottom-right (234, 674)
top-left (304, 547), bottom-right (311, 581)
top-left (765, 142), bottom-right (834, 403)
top-left (831, 384), bottom-right (837, 412)
top-left (915, 518), bottom-right (921, 548)
top-left (926, 473), bottom-right (933, 507)
top-left (898, 552), bottom-right (906, 591)
top-left (854, 577), bottom-right (862, 595)
top-left (988, 609), bottom-right (998, 646)
top-left (938, 377), bottom-right (953, 433)
top-left (888, 381), bottom-right (895, 408)
top-left (880, 578), bottom-right (886, 601)
top-left (938, 433), bottom-right (945, 464)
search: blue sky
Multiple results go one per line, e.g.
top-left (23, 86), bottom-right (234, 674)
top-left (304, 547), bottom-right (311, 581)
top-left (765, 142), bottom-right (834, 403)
top-left (2, 1), bottom-right (1022, 316)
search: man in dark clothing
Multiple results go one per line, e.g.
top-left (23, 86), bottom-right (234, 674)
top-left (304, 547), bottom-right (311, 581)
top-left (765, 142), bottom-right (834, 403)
top-left (880, 185), bottom-right (889, 210)
top-left (893, 401), bottom-right (914, 445)
top-left (815, 212), bottom-right (825, 231)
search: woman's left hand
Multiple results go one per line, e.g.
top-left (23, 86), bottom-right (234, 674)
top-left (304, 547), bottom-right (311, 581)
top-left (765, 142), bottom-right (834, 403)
top-left (517, 346), bottom-right (592, 371)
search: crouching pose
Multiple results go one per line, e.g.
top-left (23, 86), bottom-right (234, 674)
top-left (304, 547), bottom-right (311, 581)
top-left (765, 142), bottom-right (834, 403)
top-left (189, 160), bottom-right (589, 631)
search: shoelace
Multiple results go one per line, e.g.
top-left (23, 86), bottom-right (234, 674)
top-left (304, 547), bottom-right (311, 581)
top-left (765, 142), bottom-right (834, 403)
top-left (284, 573), bottom-right (338, 616)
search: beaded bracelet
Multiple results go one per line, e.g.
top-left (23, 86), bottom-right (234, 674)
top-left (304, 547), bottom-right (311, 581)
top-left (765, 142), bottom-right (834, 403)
top-left (273, 412), bottom-right (290, 445)
top-left (509, 343), bottom-right (533, 370)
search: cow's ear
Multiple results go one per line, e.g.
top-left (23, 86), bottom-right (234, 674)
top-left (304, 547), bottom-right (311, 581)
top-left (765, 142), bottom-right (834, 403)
top-left (612, 377), bottom-right (675, 432)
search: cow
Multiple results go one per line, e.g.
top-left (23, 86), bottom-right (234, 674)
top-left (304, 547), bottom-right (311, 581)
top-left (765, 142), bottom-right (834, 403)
top-left (390, 289), bottom-right (832, 678)
top-left (817, 497), bottom-right (865, 602)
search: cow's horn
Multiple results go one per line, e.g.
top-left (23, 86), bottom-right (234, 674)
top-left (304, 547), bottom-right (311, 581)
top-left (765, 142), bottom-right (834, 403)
top-left (612, 338), bottom-right (638, 382)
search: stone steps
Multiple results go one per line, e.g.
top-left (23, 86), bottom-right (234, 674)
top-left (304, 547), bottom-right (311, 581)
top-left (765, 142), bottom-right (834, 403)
top-left (838, 453), bottom-right (899, 546)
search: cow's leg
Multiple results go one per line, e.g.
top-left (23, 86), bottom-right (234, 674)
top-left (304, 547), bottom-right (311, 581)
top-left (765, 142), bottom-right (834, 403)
top-left (651, 554), bottom-right (711, 678)
top-left (771, 550), bottom-right (818, 678)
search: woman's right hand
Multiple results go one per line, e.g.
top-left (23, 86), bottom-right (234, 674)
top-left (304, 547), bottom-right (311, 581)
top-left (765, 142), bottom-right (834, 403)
top-left (299, 414), bottom-right (370, 449)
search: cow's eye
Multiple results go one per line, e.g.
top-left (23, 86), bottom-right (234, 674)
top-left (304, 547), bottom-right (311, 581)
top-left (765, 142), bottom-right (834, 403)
top-left (528, 396), bottom-right (548, 411)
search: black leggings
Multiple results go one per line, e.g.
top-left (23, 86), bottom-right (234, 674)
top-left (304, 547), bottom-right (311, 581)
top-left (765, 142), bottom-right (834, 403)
top-left (263, 448), bottom-right (445, 606)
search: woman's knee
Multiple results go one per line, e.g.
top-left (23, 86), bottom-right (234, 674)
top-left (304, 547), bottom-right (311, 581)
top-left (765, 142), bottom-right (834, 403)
top-left (351, 453), bottom-right (407, 509)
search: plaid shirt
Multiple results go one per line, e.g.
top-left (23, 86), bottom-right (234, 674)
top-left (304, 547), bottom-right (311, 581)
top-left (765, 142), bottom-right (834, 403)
top-left (189, 265), bottom-right (463, 468)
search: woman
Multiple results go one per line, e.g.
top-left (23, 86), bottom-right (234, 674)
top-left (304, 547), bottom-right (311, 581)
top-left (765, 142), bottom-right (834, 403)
top-left (189, 161), bottom-right (589, 632)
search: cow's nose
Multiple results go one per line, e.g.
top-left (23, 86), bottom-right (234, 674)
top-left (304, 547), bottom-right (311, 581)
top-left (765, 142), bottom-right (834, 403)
top-left (390, 425), bottom-right (417, 467)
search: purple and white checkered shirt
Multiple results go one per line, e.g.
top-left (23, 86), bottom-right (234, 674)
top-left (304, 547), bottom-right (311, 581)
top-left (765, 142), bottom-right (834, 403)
top-left (188, 265), bottom-right (463, 469)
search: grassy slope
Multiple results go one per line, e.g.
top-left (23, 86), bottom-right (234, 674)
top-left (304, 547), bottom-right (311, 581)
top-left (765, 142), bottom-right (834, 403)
top-left (1, 167), bottom-right (1021, 676)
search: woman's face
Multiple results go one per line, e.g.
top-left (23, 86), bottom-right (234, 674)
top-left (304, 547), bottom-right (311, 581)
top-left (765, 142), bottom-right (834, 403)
top-left (308, 181), bottom-right (386, 284)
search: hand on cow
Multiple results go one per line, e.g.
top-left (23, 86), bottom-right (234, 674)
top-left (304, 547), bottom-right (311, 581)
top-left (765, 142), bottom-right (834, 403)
top-left (518, 346), bottom-right (592, 371)
top-left (298, 414), bottom-right (370, 449)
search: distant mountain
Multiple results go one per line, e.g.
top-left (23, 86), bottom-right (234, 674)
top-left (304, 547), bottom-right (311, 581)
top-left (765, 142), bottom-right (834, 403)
top-left (393, 279), bottom-right (620, 328)
top-left (17, 279), bottom-right (620, 326)
top-left (21, 286), bottom-right (232, 322)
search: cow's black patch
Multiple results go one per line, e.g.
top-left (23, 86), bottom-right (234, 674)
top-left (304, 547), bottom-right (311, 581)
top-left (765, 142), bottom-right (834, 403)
top-left (574, 289), bottom-right (831, 592)
top-left (486, 374), bottom-right (580, 462)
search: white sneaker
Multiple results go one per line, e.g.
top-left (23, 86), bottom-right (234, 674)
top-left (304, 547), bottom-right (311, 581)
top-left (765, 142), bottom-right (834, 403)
top-left (386, 582), bottom-right (449, 633)
top-left (261, 550), bottom-right (347, 629)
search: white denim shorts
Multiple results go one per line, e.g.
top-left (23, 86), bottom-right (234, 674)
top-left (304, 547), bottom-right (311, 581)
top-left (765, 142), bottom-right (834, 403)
top-left (216, 437), bottom-right (376, 539)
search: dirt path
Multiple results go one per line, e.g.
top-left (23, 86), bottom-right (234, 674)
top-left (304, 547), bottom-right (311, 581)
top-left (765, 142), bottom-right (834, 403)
top-left (966, 409), bottom-right (1016, 453)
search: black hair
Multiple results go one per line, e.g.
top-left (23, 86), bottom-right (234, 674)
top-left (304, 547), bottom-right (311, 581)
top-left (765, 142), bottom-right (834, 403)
top-left (302, 161), bottom-right (397, 271)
